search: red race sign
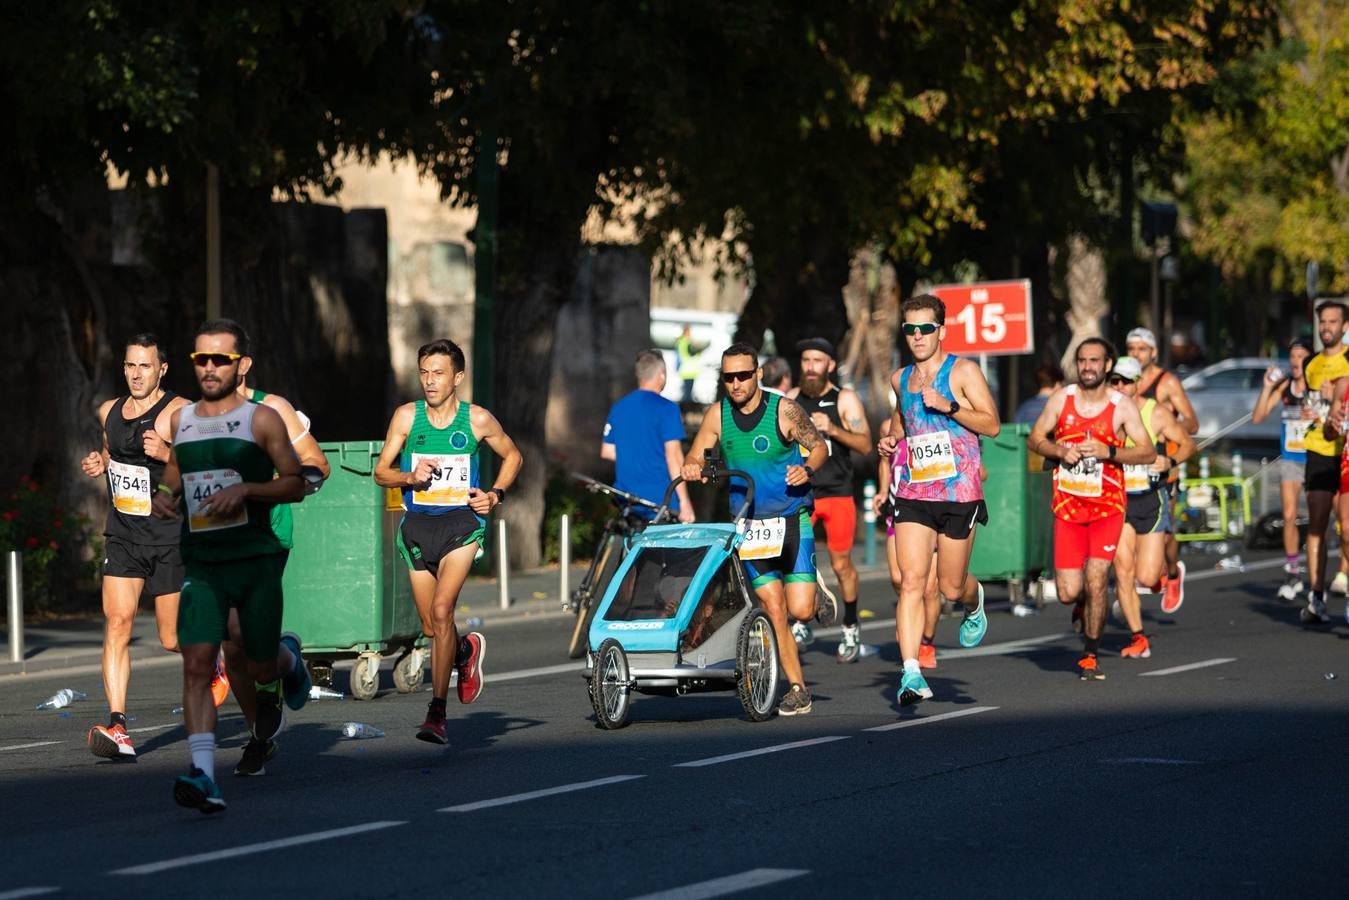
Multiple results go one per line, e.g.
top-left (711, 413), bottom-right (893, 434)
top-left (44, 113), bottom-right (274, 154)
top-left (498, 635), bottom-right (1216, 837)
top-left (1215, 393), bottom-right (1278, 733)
top-left (927, 279), bottom-right (1033, 356)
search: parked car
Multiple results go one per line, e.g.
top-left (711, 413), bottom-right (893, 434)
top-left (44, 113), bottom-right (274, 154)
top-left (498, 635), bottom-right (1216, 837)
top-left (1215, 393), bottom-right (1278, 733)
top-left (1180, 357), bottom-right (1282, 442)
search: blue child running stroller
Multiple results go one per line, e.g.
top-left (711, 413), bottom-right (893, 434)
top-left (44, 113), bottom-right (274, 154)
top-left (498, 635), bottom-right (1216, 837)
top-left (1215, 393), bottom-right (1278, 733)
top-left (583, 455), bottom-right (782, 728)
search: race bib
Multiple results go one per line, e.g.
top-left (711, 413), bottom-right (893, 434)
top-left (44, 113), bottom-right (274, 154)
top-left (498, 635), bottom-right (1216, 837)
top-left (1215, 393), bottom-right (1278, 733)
top-left (1057, 456), bottom-right (1103, 498)
top-left (411, 453), bottom-right (471, 507)
top-left (737, 517), bottom-right (786, 561)
top-left (1123, 464), bottom-right (1152, 494)
top-left (907, 431), bottom-right (957, 483)
top-left (1281, 412), bottom-right (1307, 456)
top-left (107, 459), bottom-right (152, 517)
top-left (183, 469), bottom-right (248, 533)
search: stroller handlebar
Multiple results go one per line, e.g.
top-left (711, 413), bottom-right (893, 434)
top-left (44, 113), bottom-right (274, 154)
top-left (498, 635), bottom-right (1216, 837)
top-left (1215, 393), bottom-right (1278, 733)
top-left (657, 465), bottom-right (756, 524)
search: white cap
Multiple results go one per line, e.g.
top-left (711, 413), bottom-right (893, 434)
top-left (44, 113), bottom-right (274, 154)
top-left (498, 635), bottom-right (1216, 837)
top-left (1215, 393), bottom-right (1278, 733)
top-left (1125, 327), bottom-right (1157, 349)
top-left (1113, 356), bottom-right (1142, 381)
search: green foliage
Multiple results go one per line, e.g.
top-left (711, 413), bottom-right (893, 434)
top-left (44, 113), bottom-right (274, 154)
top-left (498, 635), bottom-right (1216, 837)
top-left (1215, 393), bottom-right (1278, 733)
top-left (541, 469), bottom-right (618, 566)
top-left (0, 476), bottom-right (101, 612)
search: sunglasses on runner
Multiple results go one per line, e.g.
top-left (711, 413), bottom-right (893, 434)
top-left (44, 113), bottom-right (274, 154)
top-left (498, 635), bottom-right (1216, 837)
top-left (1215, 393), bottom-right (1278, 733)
top-left (1106, 376), bottom-right (1132, 386)
top-left (901, 322), bottom-right (939, 336)
top-left (721, 369), bottom-right (757, 384)
top-left (189, 352), bottom-right (243, 368)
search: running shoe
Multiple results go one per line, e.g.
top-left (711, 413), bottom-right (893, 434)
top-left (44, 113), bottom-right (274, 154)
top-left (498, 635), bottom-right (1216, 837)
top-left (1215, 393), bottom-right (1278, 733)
top-left (918, 640), bottom-right (937, 670)
top-left (279, 632), bottom-right (312, 711)
top-left (1161, 561), bottom-right (1186, 614)
top-left (174, 767), bottom-right (226, 814)
top-left (1300, 593), bottom-right (1331, 625)
top-left (958, 583), bottom-right (988, 648)
top-left (777, 684), bottom-right (813, 716)
top-left (417, 705), bottom-right (449, 745)
top-left (790, 620), bottom-right (813, 647)
top-left (211, 654), bottom-right (231, 709)
top-left (254, 686), bottom-right (286, 742)
top-left (456, 632), bottom-right (486, 704)
top-left (233, 736), bottom-right (276, 777)
top-left (836, 624), bottom-right (861, 664)
top-left (1077, 653), bottom-right (1106, 680)
top-left (898, 669), bottom-right (933, 706)
top-left (1330, 571), bottom-right (1349, 596)
top-left (814, 577), bottom-right (839, 626)
top-left (88, 723), bottom-right (136, 760)
top-left (1071, 599), bottom-right (1084, 633)
top-left (1118, 633), bottom-right (1152, 659)
top-left (1277, 571), bottom-right (1304, 602)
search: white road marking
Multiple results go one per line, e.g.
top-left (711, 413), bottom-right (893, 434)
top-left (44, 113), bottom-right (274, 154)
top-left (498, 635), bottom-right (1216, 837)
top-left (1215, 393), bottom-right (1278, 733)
top-left (864, 706), bottom-right (999, 733)
top-left (0, 741), bottom-right (64, 753)
top-left (1101, 757), bottom-right (1202, 765)
top-left (439, 775), bottom-right (645, 812)
top-left (627, 868), bottom-right (809, 900)
top-left (484, 661), bottom-right (584, 684)
top-left (127, 724), bottom-right (178, 735)
top-left (942, 633), bottom-right (1073, 659)
top-left (0, 887), bottom-right (61, 899)
top-left (1139, 658), bottom-right (1237, 677)
top-left (111, 821), bottom-right (408, 875)
top-left (674, 736), bottom-right (848, 768)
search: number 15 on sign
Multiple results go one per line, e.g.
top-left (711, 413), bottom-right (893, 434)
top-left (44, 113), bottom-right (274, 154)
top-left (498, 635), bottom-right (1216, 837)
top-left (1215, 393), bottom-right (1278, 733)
top-left (929, 280), bottom-right (1033, 356)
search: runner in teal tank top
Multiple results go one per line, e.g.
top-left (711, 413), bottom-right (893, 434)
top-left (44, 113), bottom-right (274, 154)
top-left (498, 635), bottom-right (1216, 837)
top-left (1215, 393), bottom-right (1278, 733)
top-left (682, 342), bottom-right (828, 717)
top-left (374, 338), bottom-right (523, 745)
top-left (152, 319), bottom-right (313, 814)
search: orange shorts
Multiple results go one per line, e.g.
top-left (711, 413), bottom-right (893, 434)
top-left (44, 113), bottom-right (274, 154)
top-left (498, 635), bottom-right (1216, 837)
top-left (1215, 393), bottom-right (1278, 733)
top-left (810, 495), bottom-right (856, 554)
top-left (1053, 513), bottom-right (1124, 570)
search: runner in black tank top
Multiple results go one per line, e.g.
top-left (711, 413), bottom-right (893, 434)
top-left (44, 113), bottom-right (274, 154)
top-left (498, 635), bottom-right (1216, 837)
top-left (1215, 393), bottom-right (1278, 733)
top-left (78, 335), bottom-right (195, 761)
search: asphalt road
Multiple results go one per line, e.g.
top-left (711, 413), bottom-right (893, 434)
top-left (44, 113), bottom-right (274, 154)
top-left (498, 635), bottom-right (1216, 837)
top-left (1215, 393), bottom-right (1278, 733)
top-left (1, 552), bottom-right (1345, 899)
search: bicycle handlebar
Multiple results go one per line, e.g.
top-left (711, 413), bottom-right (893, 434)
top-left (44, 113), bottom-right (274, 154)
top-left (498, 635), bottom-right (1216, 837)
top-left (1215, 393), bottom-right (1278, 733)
top-left (570, 472), bottom-right (662, 511)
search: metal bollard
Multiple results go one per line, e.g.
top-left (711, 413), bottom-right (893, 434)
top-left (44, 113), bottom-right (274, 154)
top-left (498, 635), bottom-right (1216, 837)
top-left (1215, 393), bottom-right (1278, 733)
top-left (559, 514), bottom-right (570, 609)
top-left (862, 480), bottom-right (877, 568)
top-left (1198, 455), bottom-right (1210, 480)
top-left (6, 550), bottom-right (22, 664)
top-left (497, 520), bottom-right (510, 611)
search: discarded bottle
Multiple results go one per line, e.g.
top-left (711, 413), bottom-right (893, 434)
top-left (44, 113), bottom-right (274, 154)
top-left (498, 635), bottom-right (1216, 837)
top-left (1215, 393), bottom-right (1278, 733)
top-left (466, 616), bottom-right (484, 628)
top-left (1326, 673), bottom-right (1337, 681)
top-left (1011, 603), bottom-right (1038, 618)
top-left (35, 688), bottom-right (87, 710)
top-left (857, 643), bottom-right (879, 659)
top-left (170, 706), bottom-right (184, 715)
top-left (1216, 555), bottom-right (1245, 571)
top-left (309, 686), bottom-right (345, 701)
top-left (341, 722), bottom-right (385, 739)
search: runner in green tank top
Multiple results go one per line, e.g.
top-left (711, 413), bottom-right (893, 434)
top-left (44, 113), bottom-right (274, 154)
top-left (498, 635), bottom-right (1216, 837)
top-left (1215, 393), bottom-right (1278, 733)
top-left (374, 338), bottom-right (522, 745)
top-left (152, 319), bottom-right (314, 813)
top-left (682, 342), bottom-right (828, 717)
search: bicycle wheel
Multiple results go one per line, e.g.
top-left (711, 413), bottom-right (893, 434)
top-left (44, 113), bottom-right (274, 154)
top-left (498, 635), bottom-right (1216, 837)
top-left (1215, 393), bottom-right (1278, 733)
top-left (567, 535), bottom-right (621, 658)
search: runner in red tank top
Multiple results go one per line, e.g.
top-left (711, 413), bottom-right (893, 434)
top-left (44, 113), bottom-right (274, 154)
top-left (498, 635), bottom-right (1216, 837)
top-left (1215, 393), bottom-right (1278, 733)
top-left (1027, 338), bottom-right (1155, 681)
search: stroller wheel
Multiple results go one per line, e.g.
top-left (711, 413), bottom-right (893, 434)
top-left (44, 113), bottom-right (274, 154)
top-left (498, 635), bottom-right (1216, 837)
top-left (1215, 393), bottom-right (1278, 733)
top-left (737, 609), bottom-right (781, 722)
top-left (590, 639), bottom-right (632, 729)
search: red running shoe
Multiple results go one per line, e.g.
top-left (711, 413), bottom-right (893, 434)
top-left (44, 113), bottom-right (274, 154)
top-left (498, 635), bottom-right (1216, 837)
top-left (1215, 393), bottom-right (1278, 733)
top-left (417, 707), bottom-right (448, 745)
top-left (88, 724), bottom-right (136, 759)
top-left (918, 641), bottom-right (937, 670)
top-left (457, 632), bottom-right (486, 704)
top-left (1077, 653), bottom-right (1106, 680)
top-left (1161, 561), bottom-right (1185, 614)
top-left (1118, 633), bottom-right (1152, 659)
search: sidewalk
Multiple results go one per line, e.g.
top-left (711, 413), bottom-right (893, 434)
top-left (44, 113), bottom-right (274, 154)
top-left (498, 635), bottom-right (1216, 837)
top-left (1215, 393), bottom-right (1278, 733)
top-left (1, 542), bottom-right (896, 679)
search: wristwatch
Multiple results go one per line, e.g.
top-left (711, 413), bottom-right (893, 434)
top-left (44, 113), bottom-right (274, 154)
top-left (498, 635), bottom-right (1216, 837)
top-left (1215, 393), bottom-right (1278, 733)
top-left (802, 465), bottom-right (815, 479)
top-left (947, 400), bottom-right (960, 416)
top-left (490, 487), bottom-right (506, 504)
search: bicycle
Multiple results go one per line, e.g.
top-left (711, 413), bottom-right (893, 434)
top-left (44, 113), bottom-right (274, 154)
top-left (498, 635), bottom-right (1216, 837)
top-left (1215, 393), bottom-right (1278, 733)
top-left (565, 474), bottom-right (674, 659)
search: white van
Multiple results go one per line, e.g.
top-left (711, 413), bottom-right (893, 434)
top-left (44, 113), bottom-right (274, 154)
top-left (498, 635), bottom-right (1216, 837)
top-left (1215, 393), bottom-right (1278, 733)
top-left (650, 307), bottom-right (740, 404)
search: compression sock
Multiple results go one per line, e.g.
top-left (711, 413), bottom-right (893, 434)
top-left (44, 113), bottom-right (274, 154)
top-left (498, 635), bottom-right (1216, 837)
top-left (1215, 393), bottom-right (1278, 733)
top-left (1084, 636), bottom-right (1100, 656)
top-left (187, 732), bottom-right (216, 780)
top-left (1286, 553), bottom-right (1299, 572)
top-left (428, 696), bottom-right (448, 718)
top-left (902, 658), bottom-right (920, 675)
top-left (843, 601), bottom-right (858, 627)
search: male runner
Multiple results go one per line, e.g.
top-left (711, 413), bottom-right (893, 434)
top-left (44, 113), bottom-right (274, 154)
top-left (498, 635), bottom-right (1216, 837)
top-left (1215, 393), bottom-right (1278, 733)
top-left (373, 338), bottom-right (522, 744)
top-left (681, 342), bottom-right (827, 716)
top-left (1028, 338), bottom-right (1155, 680)
top-left (224, 373), bottom-right (332, 776)
top-left (1299, 302), bottom-right (1349, 624)
top-left (151, 319), bottom-right (313, 813)
top-left (79, 334), bottom-right (201, 759)
top-left (793, 338), bottom-right (873, 662)
top-left (875, 420), bottom-right (941, 669)
top-left (1251, 339), bottom-right (1312, 600)
top-left (760, 357), bottom-right (793, 395)
top-left (1126, 327), bottom-right (1198, 614)
top-left (601, 349), bottom-right (694, 524)
top-left (876, 295), bottom-right (1000, 705)
top-left (1108, 357), bottom-right (1196, 659)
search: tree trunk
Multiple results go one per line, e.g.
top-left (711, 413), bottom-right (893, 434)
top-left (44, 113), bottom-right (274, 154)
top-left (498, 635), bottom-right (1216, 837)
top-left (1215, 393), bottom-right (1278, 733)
top-left (1060, 234), bottom-right (1110, 378)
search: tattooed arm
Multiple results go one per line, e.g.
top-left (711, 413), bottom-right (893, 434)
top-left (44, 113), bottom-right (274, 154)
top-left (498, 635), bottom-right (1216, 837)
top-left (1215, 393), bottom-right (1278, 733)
top-left (780, 398), bottom-right (828, 486)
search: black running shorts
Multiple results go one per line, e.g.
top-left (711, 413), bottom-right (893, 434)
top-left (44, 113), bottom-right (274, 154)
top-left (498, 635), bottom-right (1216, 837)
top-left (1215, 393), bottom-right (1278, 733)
top-left (890, 497), bottom-right (988, 540)
top-left (102, 536), bottom-right (184, 597)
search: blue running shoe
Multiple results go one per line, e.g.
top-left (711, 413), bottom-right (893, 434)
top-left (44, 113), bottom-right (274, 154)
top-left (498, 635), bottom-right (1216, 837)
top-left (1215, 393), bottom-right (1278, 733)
top-left (279, 632), bottom-right (312, 711)
top-left (897, 669), bottom-right (933, 707)
top-left (959, 582), bottom-right (988, 648)
top-left (174, 767), bottom-right (226, 814)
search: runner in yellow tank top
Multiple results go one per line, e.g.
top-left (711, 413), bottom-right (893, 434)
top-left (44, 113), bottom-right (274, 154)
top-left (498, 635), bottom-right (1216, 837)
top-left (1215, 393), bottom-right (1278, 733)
top-left (1297, 301), bottom-right (1349, 623)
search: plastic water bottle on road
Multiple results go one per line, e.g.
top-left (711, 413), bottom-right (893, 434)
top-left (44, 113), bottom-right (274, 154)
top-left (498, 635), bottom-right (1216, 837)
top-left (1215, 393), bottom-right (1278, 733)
top-left (309, 686), bottom-right (345, 700)
top-left (35, 688), bottom-right (87, 710)
top-left (341, 722), bottom-right (385, 739)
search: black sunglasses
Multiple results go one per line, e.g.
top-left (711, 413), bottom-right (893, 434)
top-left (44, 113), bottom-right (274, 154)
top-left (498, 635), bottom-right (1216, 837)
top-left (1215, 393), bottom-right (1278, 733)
top-left (189, 352), bottom-right (242, 368)
top-left (901, 322), bottom-right (939, 336)
top-left (1106, 376), bottom-right (1132, 386)
top-left (721, 369), bottom-right (757, 384)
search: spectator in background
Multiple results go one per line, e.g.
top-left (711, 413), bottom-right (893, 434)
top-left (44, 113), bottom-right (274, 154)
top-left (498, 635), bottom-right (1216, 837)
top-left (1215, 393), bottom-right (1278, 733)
top-left (602, 349), bottom-right (696, 523)
top-left (676, 325), bottom-right (700, 404)
top-left (1013, 363), bottom-right (1065, 425)
top-left (760, 356), bottom-right (793, 395)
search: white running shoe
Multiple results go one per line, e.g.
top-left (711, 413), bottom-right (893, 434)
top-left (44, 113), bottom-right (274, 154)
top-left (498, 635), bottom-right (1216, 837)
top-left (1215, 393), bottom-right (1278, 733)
top-left (1330, 571), bottom-right (1349, 596)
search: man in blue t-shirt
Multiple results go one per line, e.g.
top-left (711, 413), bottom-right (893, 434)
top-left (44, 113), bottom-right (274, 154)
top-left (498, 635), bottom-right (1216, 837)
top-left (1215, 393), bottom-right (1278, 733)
top-left (602, 350), bottom-right (695, 522)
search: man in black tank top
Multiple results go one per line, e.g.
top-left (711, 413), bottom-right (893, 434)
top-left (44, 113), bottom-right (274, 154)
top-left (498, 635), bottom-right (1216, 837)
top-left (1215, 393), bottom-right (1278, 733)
top-left (79, 334), bottom-right (195, 761)
top-left (794, 338), bottom-right (873, 661)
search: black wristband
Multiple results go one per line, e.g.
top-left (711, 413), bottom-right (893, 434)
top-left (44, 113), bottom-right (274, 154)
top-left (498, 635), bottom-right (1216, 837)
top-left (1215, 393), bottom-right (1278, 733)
top-left (802, 465), bottom-right (815, 479)
top-left (1108, 444), bottom-right (1117, 460)
top-left (490, 487), bottom-right (505, 503)
top-left (1165, 455), bottom-right (1176, 468)
top-left (948, 400), bottom-right (960, 416)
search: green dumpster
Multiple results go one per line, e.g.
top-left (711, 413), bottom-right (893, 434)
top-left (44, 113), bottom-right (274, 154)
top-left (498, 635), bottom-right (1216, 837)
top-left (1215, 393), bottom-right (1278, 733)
top-left (280, 440), bottom-right (427, 700)
top-left (968, 423), bottom-right (1053, 605)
